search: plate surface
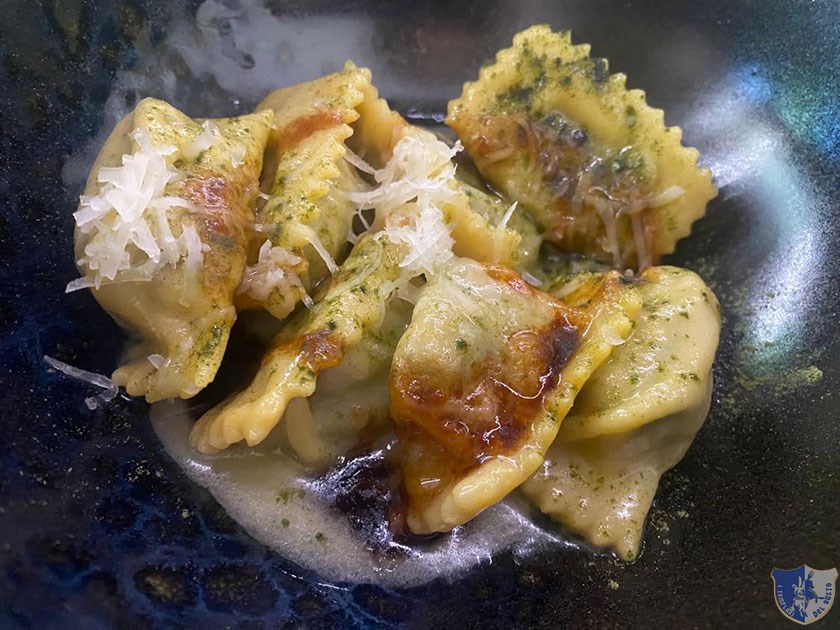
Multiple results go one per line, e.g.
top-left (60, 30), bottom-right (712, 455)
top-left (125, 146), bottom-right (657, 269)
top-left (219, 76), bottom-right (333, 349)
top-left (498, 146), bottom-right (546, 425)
top-left (1, 0), bottom-right (838, 627)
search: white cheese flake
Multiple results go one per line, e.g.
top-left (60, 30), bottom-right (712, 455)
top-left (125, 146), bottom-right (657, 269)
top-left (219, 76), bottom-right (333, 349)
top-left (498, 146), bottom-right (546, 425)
top-left (230, 144), bottom-right (246, 169)
top-left (68, 128), bottom-right (204, 291)
top-left (380, 205), bottom-right (454, 278)
top-left (344, 149), bottom-right (377, 175)
top-left (496, 201), bottom-right (518, 232)
top-left (183, 120), bottom-right (220, 161)
top-left (520, 271), bottom-right (543, 287)
top-left (349, 133), bottom-right (462, 222)
top-left (44, 355), bottom-right (120, 409)
top-left (493, 201), bottom-right (518, 263)
top-left (238, 240), bottom-right (310, 304)
top-left (147, 354), bottom-right (169, 369)
top-left (298, 226), bottom-right (338, 275)
top-left (648, 185), bottom-right (686, 209)
top-left (347, 131), bottom-right (460, 278)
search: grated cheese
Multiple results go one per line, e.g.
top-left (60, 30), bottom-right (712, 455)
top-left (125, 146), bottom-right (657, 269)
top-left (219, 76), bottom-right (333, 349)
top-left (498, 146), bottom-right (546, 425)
top-left (600, 185), bottom-right (685, 270)
top-left (238, 240), bottom-right (310, 304)
top-left (298, 226), bottom-right (338, 275)
top-left (591, 196), bottom-right (623, 268)
top-left (346, 131), bottom-right (461, 278)
top-left (147, 354), bottom-right (169, 369)
top-left (349, 133), bottom-right (462, 222)
top-left (570, 154), bottom-right (686, 269)
top-left (647, 185), bottom-right (685, 209)
top-left (520, 270), bottom-right (543, 287)
top-left (380, 205), bottom-right (454, 278)
top-left (68, 128), bottom-right (203, 291)
top-left (230, 144), bottom-right (246, 169)
top-left (344, 149), bottom-right (377, 175)
top-left (346, 206), bottom-right (373, 245)
top-left (496, 201), bottom-right (518, 232)
top-left (65, 276), bottom-right (98, 292)
top-left (44, 354), bottom-right (119, 410)
top-left (493, 201), bottom-right (518, 263)
top-left (184, 120), bottom-right (220, 161)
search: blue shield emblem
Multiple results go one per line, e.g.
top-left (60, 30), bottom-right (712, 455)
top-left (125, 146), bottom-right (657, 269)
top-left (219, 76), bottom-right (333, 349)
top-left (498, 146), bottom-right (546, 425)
top-left (772, 565), bottom-right (837, 625)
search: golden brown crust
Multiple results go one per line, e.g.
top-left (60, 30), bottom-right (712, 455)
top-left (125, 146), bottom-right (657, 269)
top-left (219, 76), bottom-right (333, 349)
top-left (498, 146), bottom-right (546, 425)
top-left (447, 25), bottom-right (717, 269)
top-left (75, 99), bottom-right (273, 402)
top-left (277, 109), bottom-right (348, 153)
top-left (391, 307), bottom-right (582, 511)
top-left (388, 261), bottom-right (641, 532)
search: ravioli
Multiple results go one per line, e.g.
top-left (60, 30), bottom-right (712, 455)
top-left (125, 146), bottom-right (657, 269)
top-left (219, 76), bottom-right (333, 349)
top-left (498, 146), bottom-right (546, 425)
top-left (522, 266), bottom-right (721, 558)
top-left (188, 195), bottom-right (459, 455)
top-left (72, 98), bottom-right (273, 402)
top-left (68, 32), bottom-right (724, 574)
top-left (352, 123), bottom-right (542, 271)
top-left (281, 298), bottom-right (413, 467)
top-left (390, 259), bottom-right (642, 534)
top-left (449, 181), bottom-right (542, 271)
top-left (190, 231), bottom-right (407, 454)
top-left (447, 25), bottom-right (717, 269)
top-left (242, 63), bottom-right (377, 319)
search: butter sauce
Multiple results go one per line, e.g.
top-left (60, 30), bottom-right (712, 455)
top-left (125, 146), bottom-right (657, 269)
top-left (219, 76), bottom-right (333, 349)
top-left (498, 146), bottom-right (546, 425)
top-left (151, 400), bottom-right (572, 586)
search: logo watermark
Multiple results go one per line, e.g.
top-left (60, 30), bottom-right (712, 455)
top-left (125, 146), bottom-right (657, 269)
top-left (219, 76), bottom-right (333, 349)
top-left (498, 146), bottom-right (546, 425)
top-left (771, 565), bottom-right (837, 625)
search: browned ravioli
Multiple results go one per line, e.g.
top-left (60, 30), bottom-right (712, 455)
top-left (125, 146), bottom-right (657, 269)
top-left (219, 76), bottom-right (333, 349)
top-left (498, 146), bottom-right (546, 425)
top-left (73, 98), bottom-right (274, 402)
top-left (389, 258), bottom-right (642, 534)
top-left (447, 25), bottom-right (717, 269)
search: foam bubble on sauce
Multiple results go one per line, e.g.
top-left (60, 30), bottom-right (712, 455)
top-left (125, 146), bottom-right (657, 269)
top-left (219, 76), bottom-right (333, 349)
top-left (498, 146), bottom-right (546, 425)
top-left (151, 400), bottom-right (570, 587)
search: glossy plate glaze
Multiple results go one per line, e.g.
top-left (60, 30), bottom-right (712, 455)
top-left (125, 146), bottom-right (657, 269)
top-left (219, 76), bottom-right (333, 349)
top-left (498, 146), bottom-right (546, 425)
top-left (1, 1), bottom-right (838, 626)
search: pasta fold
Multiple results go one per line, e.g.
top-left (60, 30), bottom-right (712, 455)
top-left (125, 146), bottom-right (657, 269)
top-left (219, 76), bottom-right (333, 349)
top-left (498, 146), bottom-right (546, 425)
top-left (522, 266), bottom-right (721, 558)
top-left (389, 260), bottom-right (642, 533)
top-left (447, 25), bottom-right (717, 269)
top-left (74, 98), bottom-right (273, 401)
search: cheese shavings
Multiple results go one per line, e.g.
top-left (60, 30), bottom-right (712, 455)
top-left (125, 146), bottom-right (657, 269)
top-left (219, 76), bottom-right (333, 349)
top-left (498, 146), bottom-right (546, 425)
top-left (147, 354), bottom-right (169, 369)
top-left (521, 271), bottom-right (543, 287)
top-left (343, 149), bottom-right (377, 176)
top-left (68, 128), bottom-right (202, 292)
top-left (578, 178), bottom-right (686, 269)
top-left (493, 201), bottom-right (518, 263)
top-left (380, 206), bottom-right (454, 278)
top-left (183, 120), bottom-right (220, 161)
top-left (238, 240), bottom-right (312, 306)
top-left (230, 145), bottom-right (246, 169)
top-left (346, 132), bottom-right (463, 278)
top-left (44, 354), bottom-right (120, 410)
top-left (349, 134), bottom-right (463, 220)
top-left (298, 226), bottom-right (339, 275)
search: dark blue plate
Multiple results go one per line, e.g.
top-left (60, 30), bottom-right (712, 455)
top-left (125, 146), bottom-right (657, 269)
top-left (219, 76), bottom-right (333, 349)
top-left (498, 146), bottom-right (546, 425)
top-left (2, 1), bottom-right (838, 627)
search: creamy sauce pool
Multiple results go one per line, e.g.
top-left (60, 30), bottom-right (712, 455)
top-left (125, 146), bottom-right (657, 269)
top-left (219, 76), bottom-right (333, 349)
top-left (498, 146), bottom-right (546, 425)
top-left (150, 400), bottom-right (570, 587)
